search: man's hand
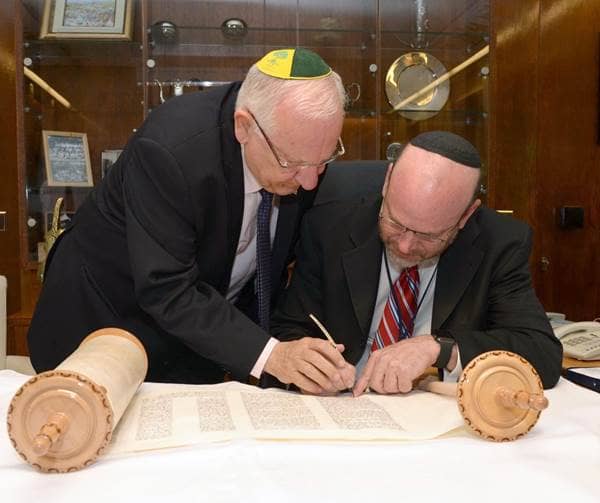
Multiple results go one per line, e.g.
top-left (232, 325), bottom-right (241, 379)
top-left (264, 338), bottom-right (356, 394)
top-left (353, 335), bottom-right (442, 396)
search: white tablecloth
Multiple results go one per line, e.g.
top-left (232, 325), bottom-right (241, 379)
top-left (1, 370), bottom-right (598, 503)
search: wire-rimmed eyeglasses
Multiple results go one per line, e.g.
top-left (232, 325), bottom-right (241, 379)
top-left (378, 199), bottom-right (462, 244)
top-left (247, 110), bottom-right (345, 169)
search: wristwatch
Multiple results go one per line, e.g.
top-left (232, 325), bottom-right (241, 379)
top-left (433, 334), bottom-right (455, 369)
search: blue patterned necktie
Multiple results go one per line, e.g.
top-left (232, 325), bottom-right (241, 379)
top-left (256, 189), bottom-right (273, 331)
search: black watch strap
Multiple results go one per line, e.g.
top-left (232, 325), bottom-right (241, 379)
top-left (433, 334), bottom-right (455, 369)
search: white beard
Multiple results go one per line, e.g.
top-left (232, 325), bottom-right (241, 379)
top-left (385, 246), bottom-right (438, 271)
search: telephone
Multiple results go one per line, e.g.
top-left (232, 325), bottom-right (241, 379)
top-left (554, 321), bottom-right (600, 360)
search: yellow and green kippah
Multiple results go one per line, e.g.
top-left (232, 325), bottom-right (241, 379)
top-left (256, 48), bottom-right (332, 80)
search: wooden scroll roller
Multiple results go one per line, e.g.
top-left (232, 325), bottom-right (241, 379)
top-left (6, 328), bottom-right (148, 472)
top-left (421, 350), bottom-right (549, 441)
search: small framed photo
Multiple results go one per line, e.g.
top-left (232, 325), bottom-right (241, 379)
top-left (101, 149), bottom-right (123, 178)
top-left (42, 130), bottom-right (93, 187)
top-left (40, 0), bottom-right (134, 40)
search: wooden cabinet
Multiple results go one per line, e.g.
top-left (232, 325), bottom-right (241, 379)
top-left (7, 312), bottom-right (31, 356)
top-left (3, 0), bottom-right (491, 355)
top-left (19, 2), bottom-right (145, 267)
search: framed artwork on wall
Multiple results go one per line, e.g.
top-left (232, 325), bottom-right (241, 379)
top-left (42, 130), bottom-right (93, 187)
top-left (40, 0), bottom-right (134, 40)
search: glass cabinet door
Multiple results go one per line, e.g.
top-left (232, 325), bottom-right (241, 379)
top-left (145, 0), bottom-right (488, 168)
top-left (17, 0), bottom-right (489, 268)
top-left (19, 0), bottom-right (144, 266)
top-left (144, 0), bottom-right (379, 159)
top-left (379, 0), bottom-right (489, 180)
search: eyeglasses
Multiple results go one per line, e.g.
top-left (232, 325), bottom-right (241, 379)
top-left (379, 199), bottom-right (462, 244)
top-left (247, 110), bottom-right (345, 169)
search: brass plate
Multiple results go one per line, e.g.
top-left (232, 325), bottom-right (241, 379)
top-left (385, 52), bottom-right (449, 120)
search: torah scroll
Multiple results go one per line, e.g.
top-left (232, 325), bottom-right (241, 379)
top-left (6, 328), bottom-right (147, 472)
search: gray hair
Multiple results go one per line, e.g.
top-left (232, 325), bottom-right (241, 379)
top-left (235, 64), bottom-right (347, 133)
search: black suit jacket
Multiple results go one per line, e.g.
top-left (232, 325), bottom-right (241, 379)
top-left (28, 83), bottom-right (317, 383)
top-left (271, 195), bottom-right (562, 388)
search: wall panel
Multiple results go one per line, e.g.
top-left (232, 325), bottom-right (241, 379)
top-left (534, 0), bottom-right (600, 319)
top-left (0, 0), bottom-right (22, 315)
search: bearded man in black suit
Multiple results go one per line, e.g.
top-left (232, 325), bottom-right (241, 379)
top-left (271, 131), bottom-right (562, 395)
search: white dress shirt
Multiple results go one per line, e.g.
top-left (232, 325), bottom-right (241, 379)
top-left (226, 151), bottom-right (279, 302)
top-left (228, 147), bottom-right (279, 377)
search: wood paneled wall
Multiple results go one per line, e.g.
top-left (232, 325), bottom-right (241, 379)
top-left (490, 0), bottom-right (600, 320)
top-left (489, 0), bottom-right (539, 221)
top-left (0, 1), bottom-right (22, 314)
top-left (535, 0), bottom-right (600, 319)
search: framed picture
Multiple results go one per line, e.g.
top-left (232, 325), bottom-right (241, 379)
top-left (40, 0), bottom-right (134, 40)
top-left (101, 149), bottom-right (123, 178)
top-left (42, 130), bottom-right (93, 187)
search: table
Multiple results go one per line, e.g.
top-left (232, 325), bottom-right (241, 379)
top-left (1, 370), bottom-right (598, 503)
top-left (563, 356), bottom-right (600, 368)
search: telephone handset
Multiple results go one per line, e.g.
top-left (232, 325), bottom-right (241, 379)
top-left (554, 321), bottom-right (600, 360)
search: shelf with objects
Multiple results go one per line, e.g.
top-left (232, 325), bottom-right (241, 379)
top-left (142, 4), bottom-right (490, 166)
top-left (144, 21), bottom-right (378, 162)
top-left (8, 1), bottom-right (491, 356)
top-left (376, 0), bottom-right (490, 186)
top-left (18, 0), bottom-right (145, 269)
top-left (142, 0), bottom-right (379, 160)
top-left (13, 0), bottom-right (492, 267)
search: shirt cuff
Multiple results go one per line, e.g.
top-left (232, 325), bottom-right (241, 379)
top-left (443, 346), bottom-right (462, 382)
top-left (250, 337), bottom-right (279, 378)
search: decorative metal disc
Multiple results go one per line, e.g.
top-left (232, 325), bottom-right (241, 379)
top-left (151, 21), bottom-right (178, 44)
top-left (221, 18), bottom-right (248, 41)
top-left (385, 52), bottom-right (449, 120)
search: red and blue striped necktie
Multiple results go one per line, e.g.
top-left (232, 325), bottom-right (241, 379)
top-left (372, 265), bottom-right (420, 350)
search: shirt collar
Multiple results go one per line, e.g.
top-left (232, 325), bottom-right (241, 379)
top-left (387, 255), bottom-right (439, 277)
top-left (240, 145), bottom-right (262, 195)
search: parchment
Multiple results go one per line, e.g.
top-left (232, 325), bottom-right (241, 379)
top-left (107, 381), bottom-right (463, 455)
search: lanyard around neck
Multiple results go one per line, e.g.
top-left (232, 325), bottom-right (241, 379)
top-left (383, 249), bottom-right (438, 320)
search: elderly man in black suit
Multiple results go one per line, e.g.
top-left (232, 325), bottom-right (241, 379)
top-left (271, 131), bottom-right (562, 395)
top-left (28, 48), bottom-right (355, 391)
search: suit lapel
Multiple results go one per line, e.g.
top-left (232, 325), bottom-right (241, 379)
top-left (432, 210), bottom-right (483, 328)
top-left (270, 195), bottom-right (298, 291)
top-left (219, 83), bottom-right (244, 294)
top-left (342, 198), bottom-right (383, 337)
top-left (271, 174), bottom-right (320, 298)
